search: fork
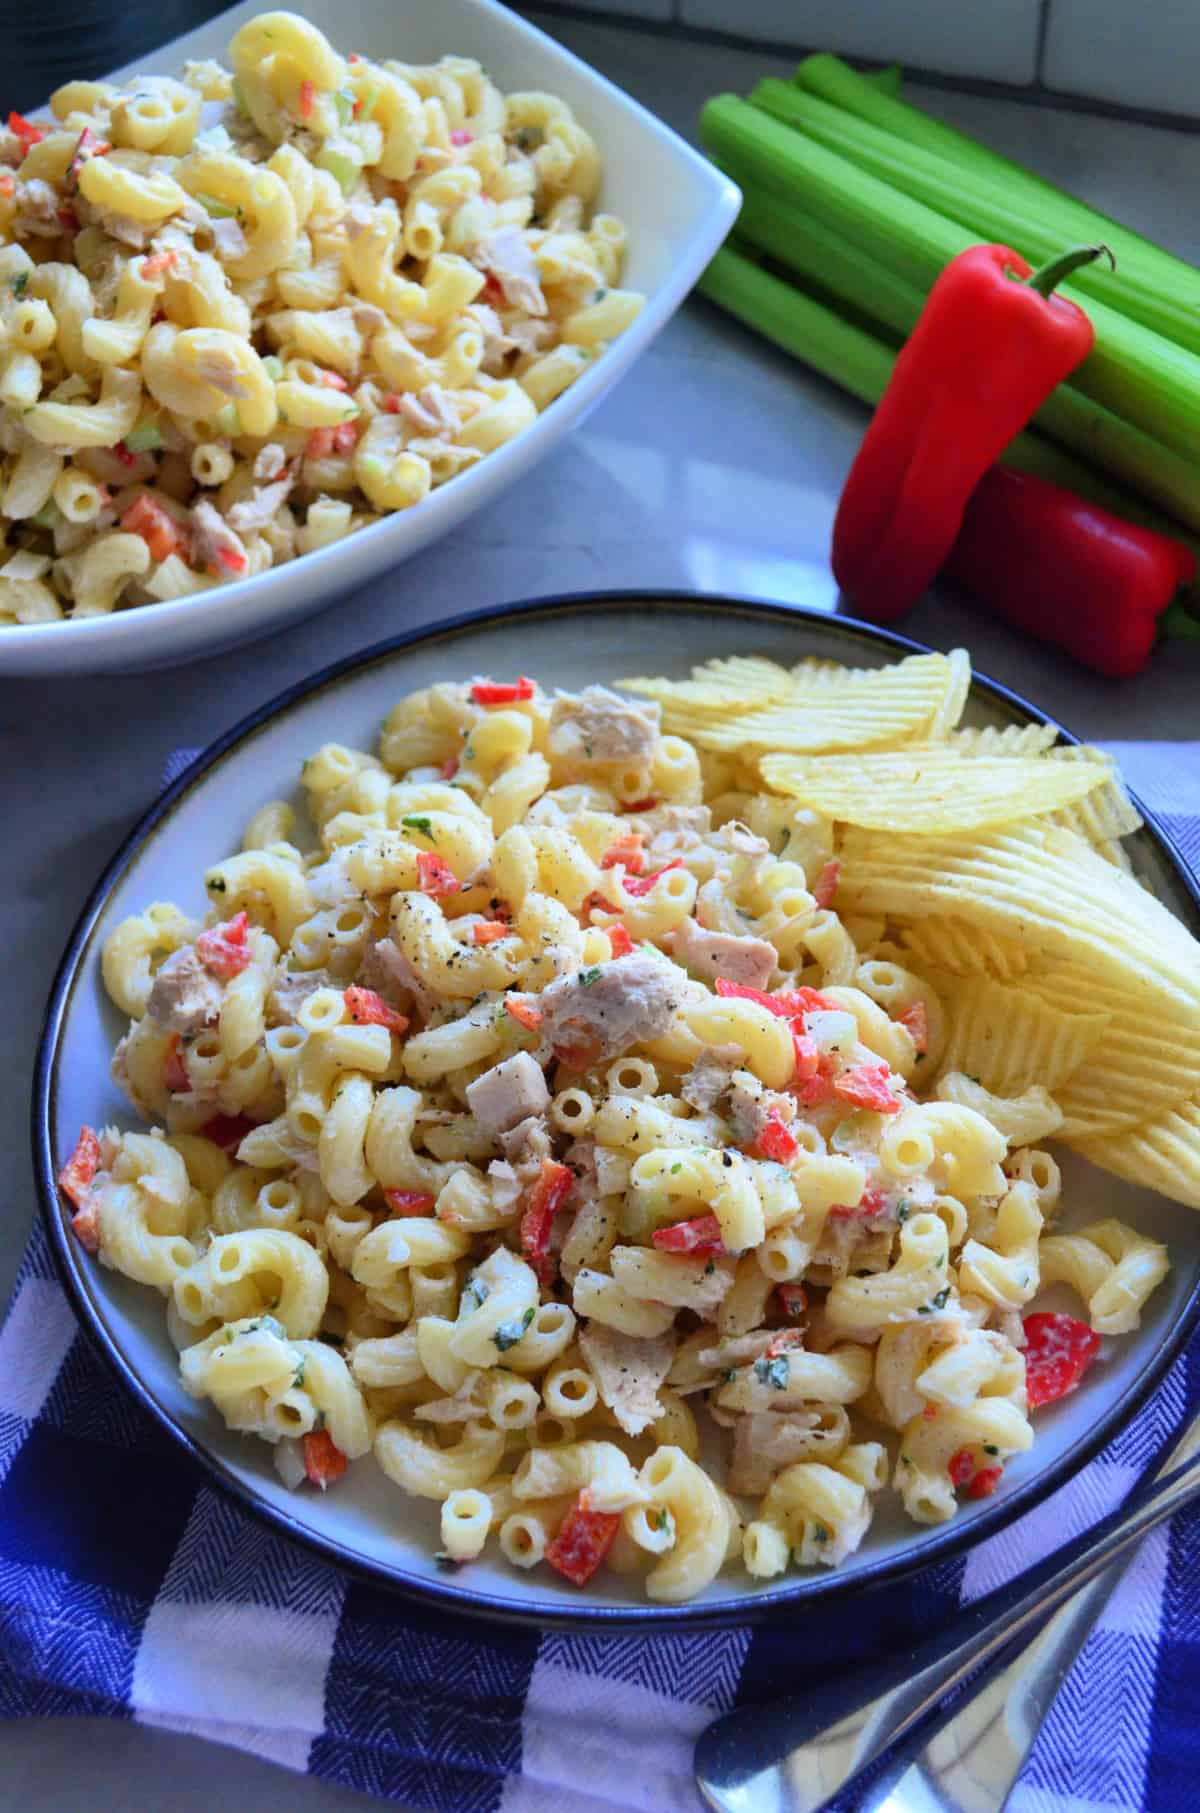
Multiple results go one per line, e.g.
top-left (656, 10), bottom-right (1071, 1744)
top-left (694, 1407), bottom-right (1200, 1813)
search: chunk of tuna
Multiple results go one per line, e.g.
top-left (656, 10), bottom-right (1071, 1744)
top-left (549, 686), bottom-right (661, 768)
top-left (539, 951), bottom-right (681, 1063)
top-left (578, 1324), bottom-right (675, 1436)
top-left (465, 1052), bottom-right (550, 1135)
top-left (672, 917), bottom-right (777, 991)
top-left (145, 946), bottom-right (223, 1035)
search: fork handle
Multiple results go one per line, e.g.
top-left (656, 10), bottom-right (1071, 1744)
top-left (694, 1445), bottom-right (1200, 1813)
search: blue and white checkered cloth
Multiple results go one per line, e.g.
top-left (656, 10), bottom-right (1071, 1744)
top-left (3, 741), bottom-right (1200, 1812)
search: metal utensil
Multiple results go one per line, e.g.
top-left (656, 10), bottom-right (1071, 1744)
top-left (695, 1411), bottom-right (1200, 1813)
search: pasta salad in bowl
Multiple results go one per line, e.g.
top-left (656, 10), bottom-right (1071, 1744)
top-left (0, 5), bottom-right (738, 673)
top-left (37, 598), bottom-right (1200, 1620)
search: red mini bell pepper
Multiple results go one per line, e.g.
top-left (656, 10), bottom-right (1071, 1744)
top-left (946, 466), bottom-right (1195, 678)
top-left (833, 242), bottom-right (1110, 620)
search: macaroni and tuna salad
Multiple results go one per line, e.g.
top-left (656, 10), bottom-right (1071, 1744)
top-left (0, 12), bottom-right (641, 625)
top-left (61, 648), bottom-right (1193, 1601)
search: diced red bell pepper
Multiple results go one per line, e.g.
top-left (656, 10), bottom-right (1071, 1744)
top-left (828, 1183), bottom-right (888, 1220)
top-left (776, 1282), bottom-right (808, 1320)
top-left (651, 1213), bottom-right (725, 1257)
top-left (968, 1466), bottom-right (1003, 1499)
top-left (121, 494), bottom-right (183, 564)
top-left (599, 832), bottom-right (644, 875)
top-left (470, 677), bottom-right (535, 706)
top-left (749, 1112), bottom-right (799, 1164)
top-left (198, 1113), bottom-right (257, 1152)
top-left (439, 756), bottom-right (459, 780)
top-left (1023, 1311), bottom-right (1102, 1409)
top-left (621, 796), bottom-right (660, 814)
top-left (544, 1492), bottom-right (620, 1586)
top-left (812, 859), bottom-right (841, 909)
top-left (320, 368), bottom-right (349, 390)
top-left (59, 1126), bottom-right (100, 1210)
top-left (519, 1157), bottom-right (574, 1283)
top-left (472, 920), bottom-right (510, 945)
top-left (163, 1033), bottom-right (190, 1094)
top-left (303, 1429), bottom-right (348, 1489)
top-left (215, 544), bottom-right (247, 574)
top-left (832, 1062), bottom-right (902, 1115)
top-left (343, 986), bottom-right (409, 1033)
top-left (112, 441), bottom-right (138, 468)
top-left (791, 1027), bottom-right (819, 1084)
top-left (57, 205), bottom-right (78, 235)
top-left (332, 421), bottom-right (359, 453)
top-left (716, 979), bottom-right (836, 1018)
top-left (416, 850), bottom-right (460, 898)
top-left (623, 859), bottom-right (684, 899)
top-left (0, 174), bottom-right (13, 198)
top-left (606, 923), bottom-right (634, 958)
top-left (450, 128), bottom-right (473, 145)
top-left (381, 393), bottom-right (404, 414)
top-left (504, 996), bottom-right (544, 1033)
top-left (67, 125), bottom-right (110, 187)
top-left (298, 79), bottom-right (315, 119)
top-left (764, 1327), bottom-right (805, 1359)
top-left (196, 910), bottom-right (252, 979)
top-left (141, 248), bottom-right (177, 279)
top-left (899, 1000), bottom-right (929, 1054)
top-left (797, 1062), bottom-right (838, 1107)
top-left (305, 427), bottom-right (336, 459)
top-left (385, 1189), bottom-right (436, 1216)
top-left (9, 111), bottom-right (45, 148)
top-left (948, 1446), bottom-right (976, 1488)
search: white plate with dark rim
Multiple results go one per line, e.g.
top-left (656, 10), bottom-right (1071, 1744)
top-left (33, 595), bottom-right (1200, 1626)
top-left (2, 1), bottom-right (739, 677)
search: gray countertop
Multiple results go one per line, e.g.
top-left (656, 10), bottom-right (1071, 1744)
top-left (4, 11), bottom-right (1199, 1808)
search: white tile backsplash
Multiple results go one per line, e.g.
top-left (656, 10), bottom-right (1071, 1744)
top-left (676, 0), bottom-right (1042, 84)
top-left (1043, 0), bottom-right (1200, 118)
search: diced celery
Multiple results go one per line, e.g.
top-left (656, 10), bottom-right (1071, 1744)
top-left (213, 402), bottom-right (241, 436)
top-left (196, 191), bottom-right (238, 220)
top-left (262, 354), bottom-right (284, 380)
top-left (124, 420), bottom-right (164, 453)
top-left (317, 147), bottom-right (360, 194)
top-left (335, 88), bottom-right (355, 125)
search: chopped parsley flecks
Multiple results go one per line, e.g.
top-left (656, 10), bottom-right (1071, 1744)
top-left (754, 1355), bottom-right (790, 1390)
top-left (493, 1305), bottom-right (536, 1352)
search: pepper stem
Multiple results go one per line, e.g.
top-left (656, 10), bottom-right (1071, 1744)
top-left (1025, 242), bottom-right (1116, 298)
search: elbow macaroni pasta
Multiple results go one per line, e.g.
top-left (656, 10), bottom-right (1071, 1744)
top-left (3, 11), bottom-right (643, 628)
top-left (65, 652), bottom-right (1178, 1600)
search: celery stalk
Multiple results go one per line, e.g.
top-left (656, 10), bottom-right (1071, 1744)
top-left (700, 95), bottom-right (1200, 463)
top-left (724, 173), bottom-right (1200, 532)
top-left (795, 53), bottom-right (1177, 269)
top-left (863, 64), bottom-right (903, 96)
top-left (698, 243), bottom-right (1200, 598)
top-left (751, 79), bottom-right (1200, 355)
top-left (698, 242), bottom-right (894, 407)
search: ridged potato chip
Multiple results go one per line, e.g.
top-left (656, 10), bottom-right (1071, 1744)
top-left (839, 824), bottom-right (1200, 1008)
top-left (653, 652), bottom-right (968, 754)
top-left (759, 748), bottom-right (1110, 833)
top-left (1076, 1095), bottom-right (1200, 1212)
top-left (898, 918), bottom-right (1036, 982)
top-left (1042, 746), bottom-right (1142, 866)
top-left (935, 975), bottom-right (1110, 1096)
top-left (1022, 963), bottom-right (1200, 1138)
top-left (618, 656), bottom-right (795, 716)
top-left (949, 723), bottom-right (1060, 757)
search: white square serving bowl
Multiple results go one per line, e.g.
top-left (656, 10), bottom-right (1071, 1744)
top-left (2, 0), bottom-right (739, 677)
